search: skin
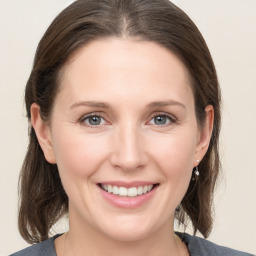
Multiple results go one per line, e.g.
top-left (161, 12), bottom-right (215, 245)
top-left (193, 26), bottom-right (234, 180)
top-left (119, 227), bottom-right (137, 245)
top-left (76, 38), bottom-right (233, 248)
top-left (31, 37), bottom-right (214, 256)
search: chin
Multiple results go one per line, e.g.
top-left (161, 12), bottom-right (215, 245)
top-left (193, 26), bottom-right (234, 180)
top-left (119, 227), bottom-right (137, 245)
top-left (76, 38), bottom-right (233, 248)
top-left (94, 215), bottom-right (161, 242)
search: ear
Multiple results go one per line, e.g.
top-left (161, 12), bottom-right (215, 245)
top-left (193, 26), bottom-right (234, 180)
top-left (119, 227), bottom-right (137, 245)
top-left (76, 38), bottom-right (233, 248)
top-left (194, 105), bottom-right (214, 166)
top-left (30, 103), bottom-right (56, 164)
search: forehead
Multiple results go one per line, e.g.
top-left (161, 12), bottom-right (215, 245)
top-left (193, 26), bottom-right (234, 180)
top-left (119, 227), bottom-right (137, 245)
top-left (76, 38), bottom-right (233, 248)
top-left (58, 37), bottom-right (193, 106)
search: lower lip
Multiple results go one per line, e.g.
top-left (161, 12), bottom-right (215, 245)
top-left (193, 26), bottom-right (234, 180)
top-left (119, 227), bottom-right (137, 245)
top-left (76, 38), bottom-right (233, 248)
top-left (98, 185), bottom-right (158, 209)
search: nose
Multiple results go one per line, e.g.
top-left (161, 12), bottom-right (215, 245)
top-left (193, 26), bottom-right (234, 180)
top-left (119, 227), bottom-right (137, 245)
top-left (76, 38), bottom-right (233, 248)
top-left (110, 124), bottom-right (148, 172)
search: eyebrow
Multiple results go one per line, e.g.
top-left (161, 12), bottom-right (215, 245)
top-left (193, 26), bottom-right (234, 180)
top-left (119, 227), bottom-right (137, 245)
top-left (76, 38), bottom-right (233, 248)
top-left (147, 100), bottom-right (186, 109)
top-left (70, 101), bottom-right (111, 109)
top-left (70, 100), bottom-right (186, 110)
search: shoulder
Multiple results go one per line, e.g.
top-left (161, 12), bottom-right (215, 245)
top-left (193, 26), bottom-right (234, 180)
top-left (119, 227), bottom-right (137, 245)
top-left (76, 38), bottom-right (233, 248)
top-left (9, 234), bottom-right (61, 256)
top-left (176, 232), bottom-right (254, 256)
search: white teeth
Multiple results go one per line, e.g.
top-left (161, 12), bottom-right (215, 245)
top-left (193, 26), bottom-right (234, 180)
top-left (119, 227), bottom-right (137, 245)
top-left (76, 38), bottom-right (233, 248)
top-left (107, 185), bottom-right (113, 193)
top-left (137, 186), bottom-right (143, 195)
top-left (112, 186), bottom-right (119, 195)
top-left (147, 185), bottom-right (153, 192)
top-left (119, 187), bottom-right (128, 196)
top-left (128, 187), bottom-right (137, 197)
top-left (100, 184), bottom-right (155, 197)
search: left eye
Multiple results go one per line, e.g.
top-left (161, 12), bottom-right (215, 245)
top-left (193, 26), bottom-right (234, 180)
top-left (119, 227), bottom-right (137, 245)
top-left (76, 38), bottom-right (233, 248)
top-left (83, 115), bottom-right (106, 126)
top-left (149, 115), bottom-right (173, 126)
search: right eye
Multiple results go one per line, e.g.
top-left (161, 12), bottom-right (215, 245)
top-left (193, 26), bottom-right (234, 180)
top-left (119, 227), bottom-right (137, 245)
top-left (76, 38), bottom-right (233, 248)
top-left (81, 114), bottom-right (107, 126)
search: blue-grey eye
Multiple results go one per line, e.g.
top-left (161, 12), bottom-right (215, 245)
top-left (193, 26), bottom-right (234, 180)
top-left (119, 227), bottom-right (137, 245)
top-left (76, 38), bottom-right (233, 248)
top-left (149, 115), bottom-right (172, 125)
top-left (86, 115), bottom-right (103, 126)
top-left (154, 116), bottom-right (167, 125)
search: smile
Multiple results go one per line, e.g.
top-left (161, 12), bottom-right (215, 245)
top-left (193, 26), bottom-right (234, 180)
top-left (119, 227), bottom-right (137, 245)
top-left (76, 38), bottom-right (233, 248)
top-left (99, 184), bottom-right (157, 197)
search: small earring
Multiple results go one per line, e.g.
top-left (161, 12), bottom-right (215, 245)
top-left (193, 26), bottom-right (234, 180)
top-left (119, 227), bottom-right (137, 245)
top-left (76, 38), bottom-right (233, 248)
top-left (192, 160), bottom-right (200, 181)
top-left (194, 166), bottom-right (199, 177)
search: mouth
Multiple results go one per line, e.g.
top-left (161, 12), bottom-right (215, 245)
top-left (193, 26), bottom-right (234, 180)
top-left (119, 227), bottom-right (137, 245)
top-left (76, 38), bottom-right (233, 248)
top-left (98, 183), bottom-right (159, 197)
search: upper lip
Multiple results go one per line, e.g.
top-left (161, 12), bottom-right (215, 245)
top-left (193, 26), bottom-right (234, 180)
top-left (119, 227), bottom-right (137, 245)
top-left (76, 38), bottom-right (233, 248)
top-left (98, 181), bottom-right (158, 188)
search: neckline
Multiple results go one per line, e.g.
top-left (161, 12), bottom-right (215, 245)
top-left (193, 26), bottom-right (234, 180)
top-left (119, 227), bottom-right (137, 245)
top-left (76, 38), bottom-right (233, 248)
top-left (51, 232), bottom-right (192, 256)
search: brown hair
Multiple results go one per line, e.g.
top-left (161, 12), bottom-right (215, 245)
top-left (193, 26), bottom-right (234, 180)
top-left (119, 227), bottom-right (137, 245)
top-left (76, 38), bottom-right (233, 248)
top-left (19, 0), bottom-right (221, 244)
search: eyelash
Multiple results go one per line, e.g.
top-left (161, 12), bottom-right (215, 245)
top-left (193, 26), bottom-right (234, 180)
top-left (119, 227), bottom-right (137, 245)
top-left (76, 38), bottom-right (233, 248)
top-left (79, 112), bottom-right (176, 127)
top-left (147, 112), bottom-right (176, 126)
top-left (79, 113), bottom-right (108, 127)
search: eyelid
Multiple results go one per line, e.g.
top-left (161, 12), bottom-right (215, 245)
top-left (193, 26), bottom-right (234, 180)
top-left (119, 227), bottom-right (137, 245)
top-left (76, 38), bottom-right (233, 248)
top-left (147, 112), bottom-right (177, 125)
top-left (79, 112), bottom-right (109, 127)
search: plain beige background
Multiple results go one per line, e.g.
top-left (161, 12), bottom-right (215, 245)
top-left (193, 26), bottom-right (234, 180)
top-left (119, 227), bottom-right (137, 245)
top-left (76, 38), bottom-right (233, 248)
top-left (0, 0), bottom-right (255, 255)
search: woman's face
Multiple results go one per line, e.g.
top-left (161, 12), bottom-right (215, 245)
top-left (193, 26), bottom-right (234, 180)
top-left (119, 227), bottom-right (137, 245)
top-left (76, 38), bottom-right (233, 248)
top-left (33, 37), bottom-right (212, 242)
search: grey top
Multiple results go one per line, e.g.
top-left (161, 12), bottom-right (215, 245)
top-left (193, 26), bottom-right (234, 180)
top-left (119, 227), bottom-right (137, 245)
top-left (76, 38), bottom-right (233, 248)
top-left (10, 232), bottom-right (254, 256)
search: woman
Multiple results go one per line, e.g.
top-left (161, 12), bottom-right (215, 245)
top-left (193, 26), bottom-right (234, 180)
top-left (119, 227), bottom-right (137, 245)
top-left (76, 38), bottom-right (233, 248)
top-left (10, 0), bottom-right (253, 255)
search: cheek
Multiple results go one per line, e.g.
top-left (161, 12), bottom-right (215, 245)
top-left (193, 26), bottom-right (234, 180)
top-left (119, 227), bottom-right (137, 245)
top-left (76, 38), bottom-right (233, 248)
top-left (52, 129), bottom-right (109, 179)
top-left (147, 129), bottom-right (197, 178)
top-left (152, 131), bottom-right (197, 206)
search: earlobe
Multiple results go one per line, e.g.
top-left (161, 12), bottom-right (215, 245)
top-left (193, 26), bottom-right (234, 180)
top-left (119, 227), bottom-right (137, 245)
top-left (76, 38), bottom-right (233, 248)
top-left (194, 105), bottom-right (214, 165)
top-left (30, 103), bottom-right (56, 164)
